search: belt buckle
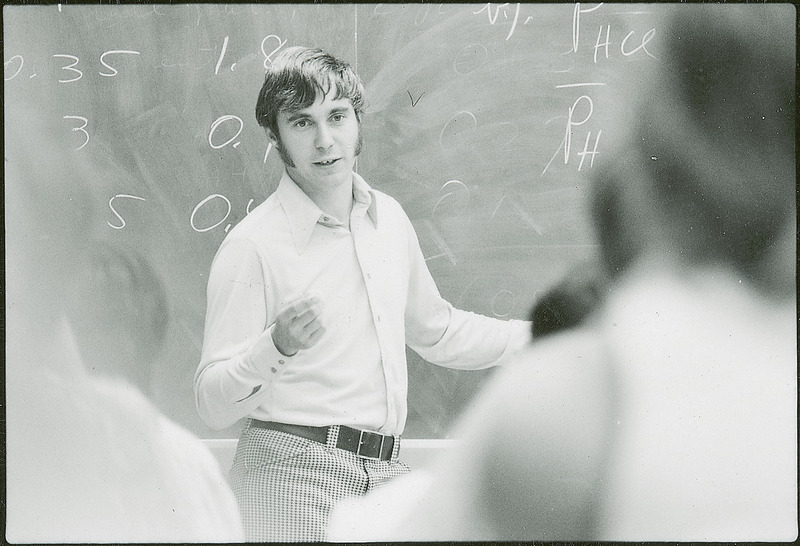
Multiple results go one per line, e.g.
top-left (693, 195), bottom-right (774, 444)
top-left (356, 429), bottom-right (384, 460)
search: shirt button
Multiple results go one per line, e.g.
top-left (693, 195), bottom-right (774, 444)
top-left (323, 216), bottom-right (330, 222)
top-left (278, 360), bottom-right (285, 365)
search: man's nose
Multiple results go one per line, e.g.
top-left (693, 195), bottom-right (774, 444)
top-left (315, 124), bottom-right (334, 150)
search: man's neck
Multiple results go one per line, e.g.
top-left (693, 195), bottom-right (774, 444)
top-left (296, 173), bottom-right (355, 224)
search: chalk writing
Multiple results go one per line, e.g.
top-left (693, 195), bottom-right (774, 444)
top-left (555, 82), bottom-right (606, 89)
top-left (490, 289), bottom-right (515, 317)
top-left (594, 25), bottom-right (611, 63)
top-left (493, 194), bottom-right (544, 235)
top-left (108, 194), bottom-right (146, 229)
top-left (208, 115), bottom-right (244, 149)
top-left (572, 3), bottom-right (604, 53)
top-left (54, 54), bottom-right (82, 82)
top-left (190, 194), bottom-right (232, 233)
top-left (414, 3), bottom-right (430, 27)
top-left (439, 110), bottom-right (477, 151)
top-left (475, 3), bottom-right (521, 41)
top-left (621, 29), bottom-right (656, 58)
top-left (4, 54), bottom-right (24, 80)
top-left (432, 180), bottom-right (470, 220)
top-left (214, 36), bottom-right (229, 75)
top-left (48, 51), bottom-right (142, 81)
top-left (564, 95), bottom-right (593, 164)
top-left (63, 115), bottom-right (89, 150)
top-left (407, 90), bottom-right (425, 107)
top-left (99, 50), bottom-right (141, 76)
top-left (424, 219), bottom-right (457, 266)
top-left (261, 35), bottom-right (287, 69)
top-left (453, 44), bottom-right (488, 75)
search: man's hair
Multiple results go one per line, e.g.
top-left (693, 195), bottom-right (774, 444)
top-left (255, 46), bottom-right (366, 138)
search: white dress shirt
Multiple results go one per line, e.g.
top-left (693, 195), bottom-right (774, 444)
top-left (195, 171), bottom-right (530, 434)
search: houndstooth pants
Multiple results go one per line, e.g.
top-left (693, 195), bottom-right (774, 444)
top-left (229, 420), bottom-right (409, 542)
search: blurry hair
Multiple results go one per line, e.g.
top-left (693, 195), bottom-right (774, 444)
top-left (65, 241), bottom-right (169, 393)
top-left (255, 46), bottom-right (365, 139)
top-left (592, 5), bottom-right (795, 291)
top-left (589, 163), bottom-right (645, 278)
top-left (529, 260), bottom-right (607, 339)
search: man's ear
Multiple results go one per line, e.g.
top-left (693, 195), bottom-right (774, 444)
top-left (266, 128), bottom-right (279, 147)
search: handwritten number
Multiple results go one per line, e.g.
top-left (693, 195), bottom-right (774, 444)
top-left (191, 194), bottom-right (232, 233)
top-left (53, 54), bottom-right (82, 83)
top-left (208, 115), bottom-right (244, 149)
top-left (63, 115), bottom-right (89, 150)
top-left (99, 50), bottom-right (141, 77)
top-left (215, 36), bottom-right (229, 75)
top-left (4, 55), bottom-right (24, 81)
top-left (108, 194), bottom-right (146, 229)
top-left (261, 35), bottom-right (287, 69)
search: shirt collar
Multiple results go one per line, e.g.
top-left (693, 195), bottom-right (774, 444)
top-left (275, 171), bottom-right (379, 253)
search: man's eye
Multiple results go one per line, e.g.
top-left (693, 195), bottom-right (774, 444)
top-left (294, 119), bottom-right (310, 128)
top-left (331, 114), bottom-right (345, 122)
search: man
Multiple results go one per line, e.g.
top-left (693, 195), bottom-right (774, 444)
top-left (194, 46), bottom-right (531, 541)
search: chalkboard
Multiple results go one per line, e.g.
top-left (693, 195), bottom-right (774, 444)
top-left (4, 4), bottom-right (659, 438)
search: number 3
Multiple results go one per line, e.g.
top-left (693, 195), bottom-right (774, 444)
top-left (63, 115), bottom-right (89, 150)
top-left (53, 54), bottom-right (83, 83)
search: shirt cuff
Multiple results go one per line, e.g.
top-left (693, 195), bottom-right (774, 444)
top-left (243, 323), bottom-right (293, 380)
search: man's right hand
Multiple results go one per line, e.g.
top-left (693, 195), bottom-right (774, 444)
top-left (271, 294), bottom-right (325, 357)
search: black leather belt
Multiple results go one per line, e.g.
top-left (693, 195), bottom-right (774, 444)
top-left (249, 420), bottom-right (396, 461)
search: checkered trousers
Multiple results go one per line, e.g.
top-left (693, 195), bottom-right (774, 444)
top-left (229, 420), bottom-right (409, 542)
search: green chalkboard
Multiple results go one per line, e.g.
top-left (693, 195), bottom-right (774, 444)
top-left (4, 4), bottom-right (660, 438)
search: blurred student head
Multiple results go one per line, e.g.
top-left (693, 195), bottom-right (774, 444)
top-left (64, 241), bottom-right (169, 394)
top-left (529, 259), bottom-right (608, 339)
top-left (592, 5), bottom-right (795, 297)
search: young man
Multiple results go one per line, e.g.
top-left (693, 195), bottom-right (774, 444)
top-left (194, 46), bottom-right (531, 541)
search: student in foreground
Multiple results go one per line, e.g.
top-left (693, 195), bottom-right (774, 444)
top-left (328, 4), bottom-right (797, 541)
top-left (5, 102), bottom-right (244, 544)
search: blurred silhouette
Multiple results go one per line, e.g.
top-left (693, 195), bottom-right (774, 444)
top-left (529, 259), bottom-right (608, 339)
top-left (64, 241), bottom-right (168, 394)
top-left (328, 4), bottom-right (796, 541)
top-left (5, 101), bottom-right (243, 542)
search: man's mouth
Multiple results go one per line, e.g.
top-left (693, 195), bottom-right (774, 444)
top-left (315, 158), bottom-right (339, 166)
